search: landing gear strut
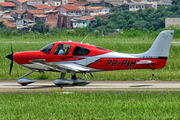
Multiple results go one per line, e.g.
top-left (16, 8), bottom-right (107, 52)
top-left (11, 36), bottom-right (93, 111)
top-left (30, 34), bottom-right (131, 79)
top-left (17, 70), bottom-right (36, 86)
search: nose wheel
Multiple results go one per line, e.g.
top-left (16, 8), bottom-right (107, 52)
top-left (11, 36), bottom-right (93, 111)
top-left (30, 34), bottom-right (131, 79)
top-left (21, 84), bottom-right (27, 86)
top-left (17, 70), bottom-right (36, 86)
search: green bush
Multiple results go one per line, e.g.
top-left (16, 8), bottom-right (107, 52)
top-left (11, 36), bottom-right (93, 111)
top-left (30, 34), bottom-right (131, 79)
top-left (94, 30), bottom-right (99, 38)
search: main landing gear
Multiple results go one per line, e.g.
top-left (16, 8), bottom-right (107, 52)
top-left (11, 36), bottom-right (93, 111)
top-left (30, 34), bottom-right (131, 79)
top-left (17, 70), bottom-right (87, 86)
top-left (54, 72), bottom-right (86, 86)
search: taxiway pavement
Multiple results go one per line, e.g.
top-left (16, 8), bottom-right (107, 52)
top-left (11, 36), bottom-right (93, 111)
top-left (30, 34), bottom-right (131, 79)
top-left (0, 80), bottom-right (180, 92)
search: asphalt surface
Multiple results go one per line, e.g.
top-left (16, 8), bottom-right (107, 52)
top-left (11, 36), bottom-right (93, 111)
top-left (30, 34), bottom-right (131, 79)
top-left (0, 80), bottom-right (180, 93)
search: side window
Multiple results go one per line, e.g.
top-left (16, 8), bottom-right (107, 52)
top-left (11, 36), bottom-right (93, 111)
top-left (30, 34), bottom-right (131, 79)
top-left (73, 46), bottom-right (90, 55)
top-left (54, 44), bottom-right (71, 55)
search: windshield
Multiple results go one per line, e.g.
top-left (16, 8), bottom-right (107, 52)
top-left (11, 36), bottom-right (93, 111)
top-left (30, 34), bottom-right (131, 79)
top-left (40, 43), bottom-right (54, 53)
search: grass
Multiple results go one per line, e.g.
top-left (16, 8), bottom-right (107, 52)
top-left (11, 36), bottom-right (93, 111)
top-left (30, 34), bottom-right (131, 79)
top-left (0, 34), bottom-right (180, 80)
top-left (0, 91), bottom-right (180, 119)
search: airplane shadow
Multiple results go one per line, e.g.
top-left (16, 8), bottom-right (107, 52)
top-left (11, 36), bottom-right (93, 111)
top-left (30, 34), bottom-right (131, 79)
top-left (21, 82), bottom-right (91, 89)
top-left (129, 85), bottom-right (153, 87)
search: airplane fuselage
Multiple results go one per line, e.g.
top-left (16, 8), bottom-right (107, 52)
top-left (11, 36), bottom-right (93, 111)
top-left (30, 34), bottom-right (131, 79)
top-left (13, 41), bottom-right (167, 72)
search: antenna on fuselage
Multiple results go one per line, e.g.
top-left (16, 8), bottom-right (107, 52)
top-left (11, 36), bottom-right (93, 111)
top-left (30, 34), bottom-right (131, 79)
top-left (81, 33), bottom-right (90, 43)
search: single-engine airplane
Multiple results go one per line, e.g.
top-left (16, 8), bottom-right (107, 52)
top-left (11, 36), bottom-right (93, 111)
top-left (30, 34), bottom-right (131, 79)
top-left (6, 30), bottom-right (174, 86)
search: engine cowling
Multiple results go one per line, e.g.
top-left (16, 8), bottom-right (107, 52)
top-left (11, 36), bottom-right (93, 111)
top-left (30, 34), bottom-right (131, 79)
top-left (17, 78), bottom-right (36, 86)
top-left (54, 79), bottom-right (73, 86)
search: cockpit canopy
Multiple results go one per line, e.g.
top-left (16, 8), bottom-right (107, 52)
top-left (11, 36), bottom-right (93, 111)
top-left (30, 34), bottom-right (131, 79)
top-left (40, 42), bottom-right (109, 56)
top-left (40, 43), bottom-right (54, 54)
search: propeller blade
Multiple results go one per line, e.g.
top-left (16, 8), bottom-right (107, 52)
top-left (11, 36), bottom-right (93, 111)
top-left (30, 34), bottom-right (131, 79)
top-left (6, 44), bottom-right (14, 75)
top-left (9, 59), bottom-right (13, 75)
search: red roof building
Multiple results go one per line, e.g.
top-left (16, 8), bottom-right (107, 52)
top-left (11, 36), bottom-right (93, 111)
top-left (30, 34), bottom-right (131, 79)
top-left (26, 10), bottom-right (46, 21)
top-left (46, 10), bottom-right (59, 28)
top-left (27, 10), bottom-right (45, 14)
top-left (0, 2), bottom-right (16, 11)
top-left (58, 15), bottom-right (72, 29)
top-left (0, 2), bottom-right (16, 7)
top-left (79, 16), bottom-right (96, 21)
top-left (0, 20), bottom-right (16, 27)
top-left (13, 0), bottom-right (27, 10)
top-left (35, 14), bottom-right (48, 23)
top-left (56, 5), bottom-right (82, 16)
top-left (74, 2), bottom-right (88, 7)
top-left (86, 0), bottom-right (102, 3)
top-left (11, 10), bottom-right (27, 22)
top-left (27, 5), bottom-right (52, 11)
top-left (17, 0), bottom-right (26, 3)
top-left (68, 0), bottom-right (76, 4)
top-left (61, 5), bottom-right (81, 11)
top-left (79, 16), bottom-right (97, 26)
top-left (11, 10), bottom-right (26, 14)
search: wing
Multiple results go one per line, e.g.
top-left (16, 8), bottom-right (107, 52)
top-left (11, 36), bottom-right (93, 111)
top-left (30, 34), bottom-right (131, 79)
top-left (30, 59), bottom-right (90, 73)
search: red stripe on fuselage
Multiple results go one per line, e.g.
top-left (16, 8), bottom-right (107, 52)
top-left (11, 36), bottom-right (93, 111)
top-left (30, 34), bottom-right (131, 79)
top-left (87, 58), bottom-right (167, 70)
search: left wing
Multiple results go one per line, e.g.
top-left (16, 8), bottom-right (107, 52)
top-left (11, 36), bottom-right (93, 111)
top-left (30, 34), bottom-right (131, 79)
top-left (30, 59), bottom-right (90, 73)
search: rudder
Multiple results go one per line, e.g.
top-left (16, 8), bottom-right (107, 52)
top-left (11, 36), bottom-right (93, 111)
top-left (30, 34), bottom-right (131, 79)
top-left (143, 30), bottom-right (174, 58)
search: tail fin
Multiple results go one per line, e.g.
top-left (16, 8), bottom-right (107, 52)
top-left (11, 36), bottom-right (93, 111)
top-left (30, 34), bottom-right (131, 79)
top-left (143, 30), bottom-right (174, 58)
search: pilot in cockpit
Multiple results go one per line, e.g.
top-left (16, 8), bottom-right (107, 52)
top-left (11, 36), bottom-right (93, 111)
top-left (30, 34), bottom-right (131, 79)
top-left (64, 46), bottom-right (69, 55)
top-left (57, 44), bottom-right (64, 55)
top-left (54, 44), bottom-right (70, 55)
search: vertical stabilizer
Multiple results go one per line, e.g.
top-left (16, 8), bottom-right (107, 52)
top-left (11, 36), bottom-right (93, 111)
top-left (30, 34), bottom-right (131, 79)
top-left (143, 30), bottom-right (174, 58)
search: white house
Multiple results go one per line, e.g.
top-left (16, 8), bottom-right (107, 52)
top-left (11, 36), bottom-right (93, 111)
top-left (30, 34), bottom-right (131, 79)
top-left (128, 3), bottom-right (145, 11)
top-left (86, 6), bottom-right (110, 16)
top-left (71, 17), bottom-right (88, 28)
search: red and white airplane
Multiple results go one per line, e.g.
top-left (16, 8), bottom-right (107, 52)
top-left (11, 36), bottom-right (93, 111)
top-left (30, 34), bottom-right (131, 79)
top-left (6, 30), bottom-right (174, 86)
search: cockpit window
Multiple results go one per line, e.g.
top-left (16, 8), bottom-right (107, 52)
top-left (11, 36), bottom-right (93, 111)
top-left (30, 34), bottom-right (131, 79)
top-left (40, 43), bottom-right (54, 53)
top-left (54, 44), bottom-right (71, 55)
top-left (73, 46), bottom-right (90, 55)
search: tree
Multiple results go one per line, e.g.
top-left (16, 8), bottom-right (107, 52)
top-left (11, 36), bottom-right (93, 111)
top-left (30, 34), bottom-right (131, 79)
top-left (172, 0), bottom-right (180, 5)
top-left (132, 20), bottom-right (147, 31)
top-left (0, 21), bottom-right (6, 28)
top-left (32, 21), bottom-right (49, 34)
top-left (95, 16), bottom-right (103, 26)
top-left (75, 27), bottom-right (88, 36)
top-left (91, 4), bottom-right (180, 33)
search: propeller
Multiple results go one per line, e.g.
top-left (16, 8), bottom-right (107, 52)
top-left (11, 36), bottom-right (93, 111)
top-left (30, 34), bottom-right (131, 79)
top-left (6, 45), bottom-right (14, 75)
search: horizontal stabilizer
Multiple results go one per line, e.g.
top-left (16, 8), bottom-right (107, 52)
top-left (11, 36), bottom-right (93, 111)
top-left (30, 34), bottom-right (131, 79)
top-left (136, 60), bottom-right (156, 64)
